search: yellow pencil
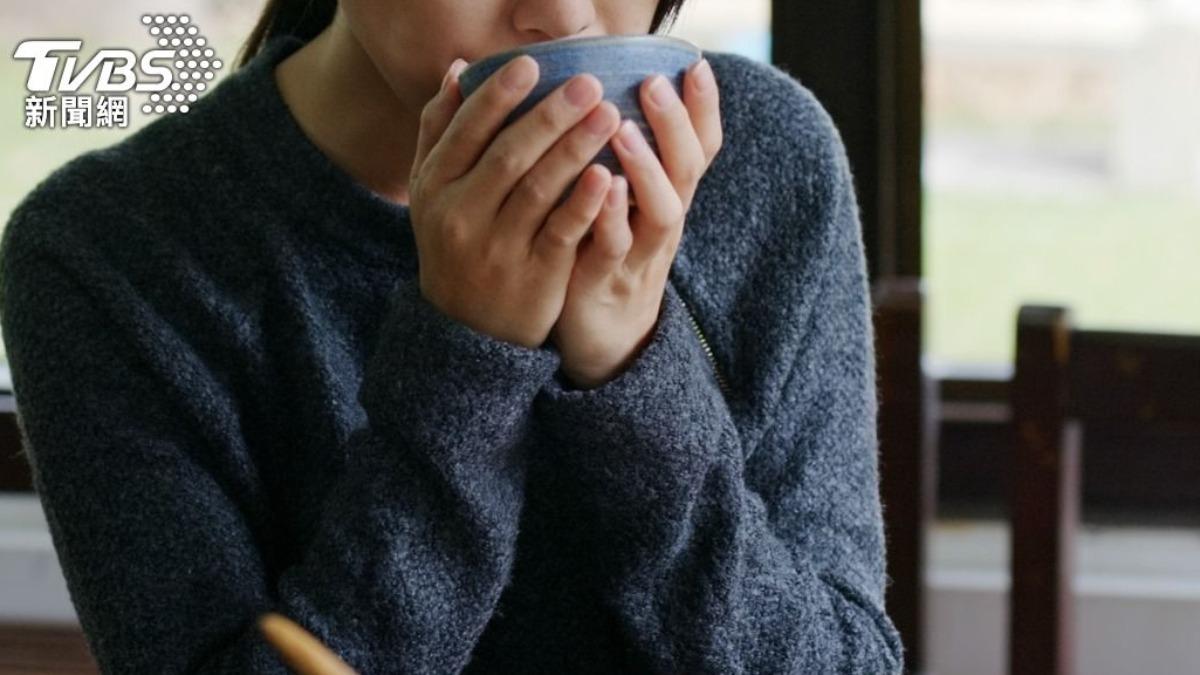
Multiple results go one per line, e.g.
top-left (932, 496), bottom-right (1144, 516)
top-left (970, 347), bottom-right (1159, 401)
top-left (257, 612), bottom-right (359, 675)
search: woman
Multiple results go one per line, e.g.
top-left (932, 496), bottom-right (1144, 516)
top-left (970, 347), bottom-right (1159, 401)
top-left (0, 0), bottom-right (905, 672)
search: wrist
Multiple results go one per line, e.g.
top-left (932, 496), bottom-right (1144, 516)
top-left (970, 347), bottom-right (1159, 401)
top-left (557, 320), bottom-right (657, 390)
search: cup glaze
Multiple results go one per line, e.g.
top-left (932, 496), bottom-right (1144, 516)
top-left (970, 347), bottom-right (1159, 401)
top-left (457, 34), bottom-right (703, 205)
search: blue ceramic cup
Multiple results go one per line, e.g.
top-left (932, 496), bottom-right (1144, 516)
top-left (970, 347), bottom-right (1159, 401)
top-left (457, 34), bottom-right (703, 205)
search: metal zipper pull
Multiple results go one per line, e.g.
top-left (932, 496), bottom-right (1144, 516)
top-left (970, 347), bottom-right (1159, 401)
top-left (676, 293), bottom-right (732, 398)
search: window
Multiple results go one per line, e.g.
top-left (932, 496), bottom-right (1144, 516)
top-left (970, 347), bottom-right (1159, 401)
top-left (665, 0), bottom-right (771, 62)
top-left (923, 0), bottom-right (1200, 370)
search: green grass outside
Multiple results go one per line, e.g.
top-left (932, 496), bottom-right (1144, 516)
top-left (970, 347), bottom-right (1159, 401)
top-left (924, 189), bottom-right (1200, 367)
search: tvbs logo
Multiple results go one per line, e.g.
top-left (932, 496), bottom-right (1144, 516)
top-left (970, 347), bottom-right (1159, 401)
top-left (14, 14), bottom-right (223, 129)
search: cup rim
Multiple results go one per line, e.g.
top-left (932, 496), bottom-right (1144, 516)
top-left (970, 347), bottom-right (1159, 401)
top-left (462, 34), bottom-right (702, 76)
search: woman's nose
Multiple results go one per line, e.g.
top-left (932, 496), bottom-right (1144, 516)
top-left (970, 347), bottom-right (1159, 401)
top-left (511, 0), bottom-right (596, 41)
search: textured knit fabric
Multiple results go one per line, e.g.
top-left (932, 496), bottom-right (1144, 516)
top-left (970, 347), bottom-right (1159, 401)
top-left (0, 34), bottom-right (904, 674)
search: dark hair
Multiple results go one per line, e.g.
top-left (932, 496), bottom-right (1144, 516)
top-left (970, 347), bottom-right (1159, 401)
top-left (234, 0), bottom-right (691, 70)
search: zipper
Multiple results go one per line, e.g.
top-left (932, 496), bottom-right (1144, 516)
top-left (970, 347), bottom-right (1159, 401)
top-left (676, 293), bottom-right (732, 398)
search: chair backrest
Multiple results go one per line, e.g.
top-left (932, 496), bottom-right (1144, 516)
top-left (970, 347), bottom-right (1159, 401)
top-left (1008, 305), bottom-right (1200, 675)
top-left (1066, 326), bottom-right (1200, 429)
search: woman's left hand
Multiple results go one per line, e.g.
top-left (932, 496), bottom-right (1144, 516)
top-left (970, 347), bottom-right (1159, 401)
top-left (549, 58), bottom-right (723, 389)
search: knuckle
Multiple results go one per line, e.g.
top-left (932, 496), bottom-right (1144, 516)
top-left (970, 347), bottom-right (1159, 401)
top-left (486, 148), bottom-right (524, 179)
top-left (657, 202), bottom-right (685, 229)
top-left (600, 238), bottom-right (627, 260)
top-left (517, 172), bottom-right (554, 205)
top-left (567, 131), bottom-right (601, 164)
top-left (539, 221), bottom-right (576, 249)
top-left (534, 101), bottom-right (562, 130)
top-left (669, 201), bottom-right (686, 225)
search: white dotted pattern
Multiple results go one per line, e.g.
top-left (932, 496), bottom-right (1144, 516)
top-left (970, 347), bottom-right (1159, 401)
top-left (140, 14), bottom-right (222, 116)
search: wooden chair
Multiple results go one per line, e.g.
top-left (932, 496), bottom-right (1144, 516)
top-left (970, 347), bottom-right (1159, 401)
top-left (873, 285), bottom-right (1200, 675)
top-left (872, 276), bottom-right (937, 675)
top-left (1008, 305), bottom-right (1200, 675)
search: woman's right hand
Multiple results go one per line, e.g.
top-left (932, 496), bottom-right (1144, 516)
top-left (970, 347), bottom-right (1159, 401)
top-left (408, 55), bottom-right (622, 350)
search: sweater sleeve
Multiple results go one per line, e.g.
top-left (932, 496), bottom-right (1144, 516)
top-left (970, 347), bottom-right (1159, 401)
top-left (533, 148), bottom-right (905, 673)
top-left (0, 206), bottom-right (559, 673)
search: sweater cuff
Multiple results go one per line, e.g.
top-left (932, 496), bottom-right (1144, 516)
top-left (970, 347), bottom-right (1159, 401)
top-left (359, 277), bottom-right (561, 462)
top-left (534, 282), bottom-right (729, 479)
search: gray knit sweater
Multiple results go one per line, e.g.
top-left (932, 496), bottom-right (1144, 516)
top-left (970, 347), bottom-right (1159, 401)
top-left (0, 34), bottom-right (904, 674)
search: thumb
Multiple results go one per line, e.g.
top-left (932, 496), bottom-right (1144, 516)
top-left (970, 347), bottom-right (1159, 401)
top-left (412, 58), bottom-right (468, 179)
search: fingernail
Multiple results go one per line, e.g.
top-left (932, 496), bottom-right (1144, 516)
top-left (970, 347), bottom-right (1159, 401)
top-left (692, 58), bottom-right (714, 93)
top-left (442, 58), bottom-right (465, 92)
top-left (649, 75), bottom-right (673, 107)
top-left (616, 120), bottom-right (645, 153)
top-left (501, 56), bottom-right (536, 91)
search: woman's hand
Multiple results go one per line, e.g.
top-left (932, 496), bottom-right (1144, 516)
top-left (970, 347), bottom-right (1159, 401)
top-left (409, 55), bottom-right (622, 349)
top-left (550, 58), bottom-right (723, 389)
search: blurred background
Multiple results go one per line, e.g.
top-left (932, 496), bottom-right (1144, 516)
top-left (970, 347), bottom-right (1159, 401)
top-left (1, 1), bottom-right (1197, 674)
